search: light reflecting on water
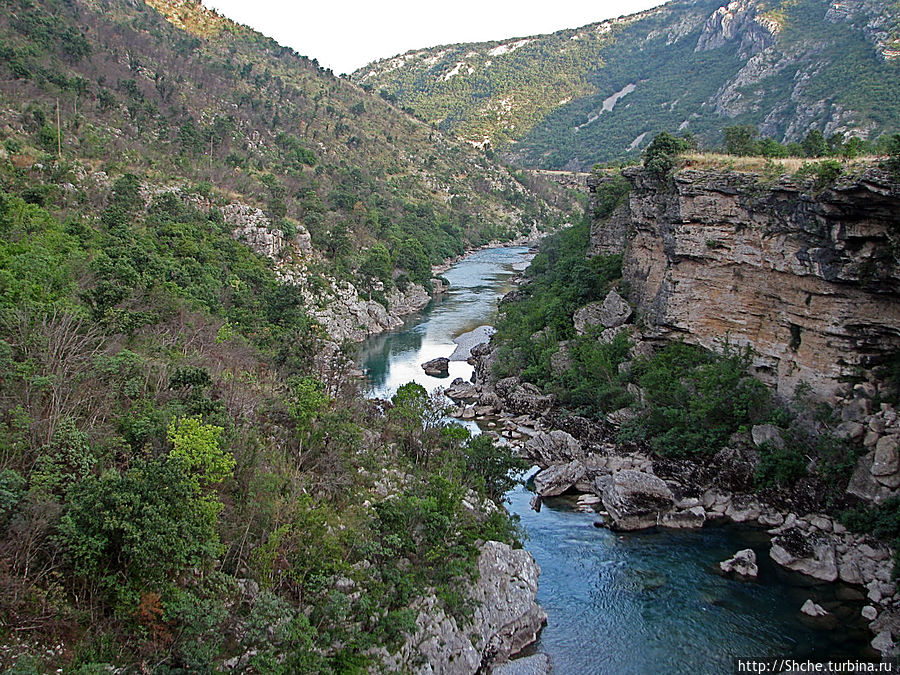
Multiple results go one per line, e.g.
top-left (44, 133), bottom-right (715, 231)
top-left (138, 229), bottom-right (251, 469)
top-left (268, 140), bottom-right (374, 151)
top-left (358, 247), bottom-right (530, 399)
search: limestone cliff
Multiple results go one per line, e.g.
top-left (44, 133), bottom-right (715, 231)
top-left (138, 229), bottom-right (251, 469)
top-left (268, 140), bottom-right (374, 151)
top-left (589, 167), bottom-right (900, 401)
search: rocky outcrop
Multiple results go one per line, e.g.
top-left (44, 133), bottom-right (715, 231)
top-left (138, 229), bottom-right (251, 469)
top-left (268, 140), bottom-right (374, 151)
top-left (494, 377), bottom-right (554, 416)
top-left (606, 167), bottom-right (900, 402)
top-left (573, 290), bottom-right (632, 335)
top-left (695, 0), bottom-right (778, 59)
top-left (381, 541), bottom-right (545, 674)
top-left (422, 357), bottom-right (450, 377)
top-left (598, 469), bottom-right (676, 530)
top-left (522, 430), bottom-right (582, 465)
top-left (533, 460), bottom-right (585, 497)
top-left (719, 548), bottom-right (759, 578)
top-left (295, 278), bottom-right (431, 343)
top-left (224, 203), bottom-right (312, 260)
top-left (769, 527), bottom-right (839, 582)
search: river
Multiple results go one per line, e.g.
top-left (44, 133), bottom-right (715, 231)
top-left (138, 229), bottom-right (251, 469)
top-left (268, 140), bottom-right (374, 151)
top-left (357, 246), bottom-right (871, 673)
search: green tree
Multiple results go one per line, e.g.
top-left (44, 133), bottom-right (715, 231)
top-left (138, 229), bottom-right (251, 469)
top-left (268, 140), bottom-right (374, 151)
top-left (167, 416), bottom-right (233, 487)
top-left (360, 242), bottom-right (393, 286)
top-left (642, 132), bottom-right (690, 178)
top-left (801, 129), bottom-right (827, 158)
top-left (395, 237), bottom-right (431, 285)
top-left (723, 125), bottom-right (760, 156)
top-left (464, 434), bottom-right (527, 501)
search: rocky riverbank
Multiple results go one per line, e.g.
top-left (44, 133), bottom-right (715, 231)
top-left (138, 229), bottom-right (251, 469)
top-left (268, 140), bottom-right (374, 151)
top-left (376, 540), bottom-right (546, 674)
top-left (443, 315), bottom-right (900, 661)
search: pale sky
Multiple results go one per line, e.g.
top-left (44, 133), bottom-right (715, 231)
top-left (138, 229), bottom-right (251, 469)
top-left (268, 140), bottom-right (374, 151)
top-left (205, 0), bottom-right (669, 75)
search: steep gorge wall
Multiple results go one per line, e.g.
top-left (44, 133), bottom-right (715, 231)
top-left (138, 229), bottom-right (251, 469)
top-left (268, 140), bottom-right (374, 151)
top-left (590, 167), bottom-right (900, 401)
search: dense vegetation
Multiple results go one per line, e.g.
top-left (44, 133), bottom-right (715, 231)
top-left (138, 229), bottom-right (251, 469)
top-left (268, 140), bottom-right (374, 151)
top-left (0, 0), bottom-right (577, 294)
top-left (0, 0), bottom-right (566, 670)
top-left (353, 0), bottom-right (900, 169)
top-left (0, 186), bottom-right (526, 671)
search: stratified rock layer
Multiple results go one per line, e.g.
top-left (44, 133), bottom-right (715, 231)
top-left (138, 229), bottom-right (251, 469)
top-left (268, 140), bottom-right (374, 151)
top-left (592, 167), bottom-right (900, 401)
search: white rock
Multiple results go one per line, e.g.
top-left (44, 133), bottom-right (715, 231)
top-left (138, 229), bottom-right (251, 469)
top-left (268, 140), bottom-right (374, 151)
top-left (800, 599), bottom-right (828, 617)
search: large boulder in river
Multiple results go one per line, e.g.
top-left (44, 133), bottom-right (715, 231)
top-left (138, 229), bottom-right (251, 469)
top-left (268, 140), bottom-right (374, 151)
top-left (446, 377), bottom-right (478, 400)
top-left (422, 357), bottom-right (450, 377)
top-left (598, 470), bottom-right (675, 531)
top-left (534, 461), bottom-right (585, 497)
top-left (522, 431), bottom-right (582, 465)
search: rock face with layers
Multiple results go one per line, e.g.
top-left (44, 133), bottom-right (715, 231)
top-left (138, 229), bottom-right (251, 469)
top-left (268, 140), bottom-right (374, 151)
top-left (381, 541), bottom-right (546, 674)
top-left (600, 167), bottom-right (900, 402)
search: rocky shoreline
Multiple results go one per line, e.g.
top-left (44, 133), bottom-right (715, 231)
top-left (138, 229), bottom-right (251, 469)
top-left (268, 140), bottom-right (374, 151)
top-left (442, 317), bottom-right (900, 663)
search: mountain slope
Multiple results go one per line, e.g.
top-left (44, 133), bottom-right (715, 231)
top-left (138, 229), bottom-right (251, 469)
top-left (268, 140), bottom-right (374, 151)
top-left (352, 0), bottom-right (900, 169)
top-left (0, 0), bottom-right (577, 274)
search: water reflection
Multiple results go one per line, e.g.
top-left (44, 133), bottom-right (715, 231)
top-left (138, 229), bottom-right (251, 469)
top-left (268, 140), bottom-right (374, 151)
top-left (357, 247), bottom-right (531, 399)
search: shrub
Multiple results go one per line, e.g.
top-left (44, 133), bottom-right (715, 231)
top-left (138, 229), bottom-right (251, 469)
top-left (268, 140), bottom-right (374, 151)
top-left (754, 442), bottom-right (806, 488)
top-left (622, 342), bottom-right (768, 457)
top-left (464, 434), bottom-right (528, 502)
top-left (642, 132), bottom-right (691, 178)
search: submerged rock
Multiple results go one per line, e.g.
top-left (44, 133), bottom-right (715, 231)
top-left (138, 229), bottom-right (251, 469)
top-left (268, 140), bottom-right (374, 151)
top-left (492, 653), bottom-right (552, 675)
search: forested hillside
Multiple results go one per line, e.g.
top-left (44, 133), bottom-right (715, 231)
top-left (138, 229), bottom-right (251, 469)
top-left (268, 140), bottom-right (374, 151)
top-left (353, 0), bottom-right (900, 169)
top-left (0, 0), bottom-right (576, 276)
top-left (0, 0), bottom-right (569, 670)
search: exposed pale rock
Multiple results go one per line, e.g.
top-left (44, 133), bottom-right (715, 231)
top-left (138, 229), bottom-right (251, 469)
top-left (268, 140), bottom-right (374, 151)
top-left (661, 506), bottom-right (706, 529)
top-left (598, 325), bottom-right (633, 346)
top-left (599, 469), bottom-right (675, 531)
top-left (848, 452), bottom-right (898, 503)
top-left (599, 290), bottom-right (633, 328)
top-left (769, 528), bottom-right (838, 582)
top-left (836, 421), bottom-right (866, 441)
top-left (873, 435), bottom-right (900, 477)
top-left (758, 511), bottom-right (784, 528)
top-left (573, 291), bottom-right (632, 334)
top-left (808, 515), bottom-right (833, 532)
top-left (862, 605), bottom-right (879, 621)
top-left (446, 378), bottom-right (478, 400)
top-left (725, 495), bottom-right (762, 522)
top-left (619, 167), bottom-right (900, 403)
top-left (382, 541), bottom-right (545, 673)
top-left (720, 548), bottom-right (758, 578)
top-left (871, 631), bottom-right (897, 657)
top-left (522, 431), bottom-right (582, 465)
top-left (800, 599), bottom-right (828, 617)
top-left (533, 461), bottom-right (585, 497)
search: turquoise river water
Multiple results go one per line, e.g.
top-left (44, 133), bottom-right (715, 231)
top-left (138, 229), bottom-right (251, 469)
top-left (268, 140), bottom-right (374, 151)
top-left (357, 247), bottom-right (873, 674)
